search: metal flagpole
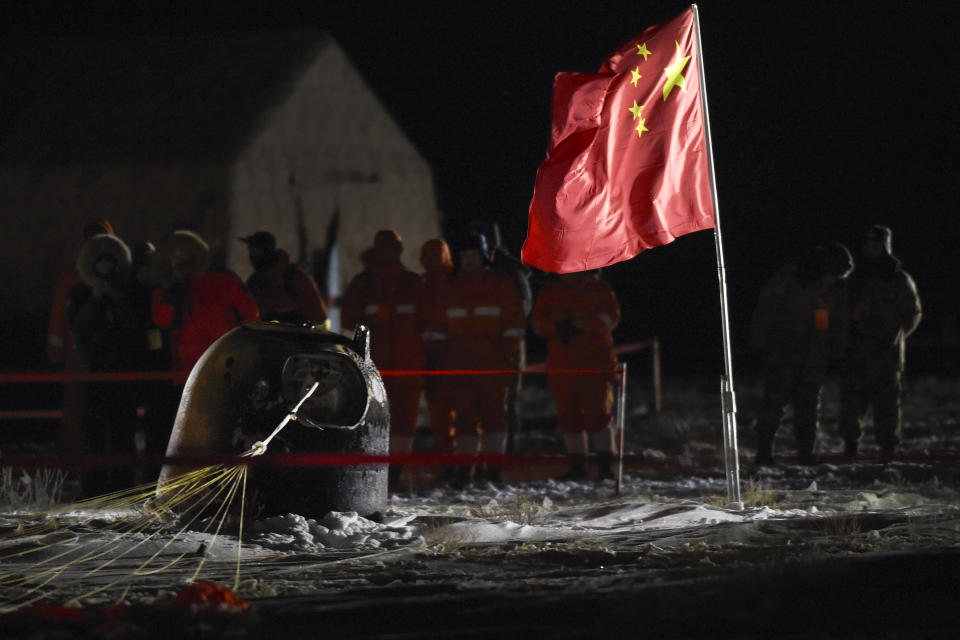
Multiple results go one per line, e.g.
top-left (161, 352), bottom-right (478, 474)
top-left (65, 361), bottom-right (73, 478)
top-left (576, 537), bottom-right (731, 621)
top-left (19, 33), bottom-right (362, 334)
top-left (692, 4), bottom-right (742, 506)
top-left (615, 362), bottom-right (628, 495)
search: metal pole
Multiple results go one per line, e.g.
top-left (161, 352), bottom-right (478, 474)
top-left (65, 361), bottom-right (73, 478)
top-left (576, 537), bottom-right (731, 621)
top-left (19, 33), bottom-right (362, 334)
top-left (615, 362), bottom-right (628, 495)
top-left (692, 4), bottom-right (741, 505)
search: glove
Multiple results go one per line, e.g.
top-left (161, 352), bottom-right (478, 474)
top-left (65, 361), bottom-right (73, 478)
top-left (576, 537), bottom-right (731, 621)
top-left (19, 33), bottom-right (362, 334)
top-left (555, 316), bottom-right (581, 346)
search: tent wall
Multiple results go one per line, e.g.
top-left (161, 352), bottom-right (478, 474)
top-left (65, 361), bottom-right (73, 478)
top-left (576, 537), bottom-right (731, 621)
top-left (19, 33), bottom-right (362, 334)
top-left (227, 39), bottom-right (440, 293)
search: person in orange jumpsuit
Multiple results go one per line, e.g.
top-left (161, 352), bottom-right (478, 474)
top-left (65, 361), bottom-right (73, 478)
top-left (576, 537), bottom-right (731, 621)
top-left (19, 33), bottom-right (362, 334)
top-left (341, 230), bottom-right (427, 488)
top-left (47, 219), bottom-right (114, 451)
top-left (531, 270), bottom-right (620, 480)
top-left (151, 230), bottom-right (260, 374)
top-left (419, 239), bottom-right (455, 457)
top-left (438, 233), bottom-right (525, 486)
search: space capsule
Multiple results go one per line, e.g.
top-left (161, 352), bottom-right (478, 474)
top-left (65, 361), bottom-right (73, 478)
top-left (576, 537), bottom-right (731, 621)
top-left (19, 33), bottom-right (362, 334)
top-left (159, 321), bottom-right (389, 519)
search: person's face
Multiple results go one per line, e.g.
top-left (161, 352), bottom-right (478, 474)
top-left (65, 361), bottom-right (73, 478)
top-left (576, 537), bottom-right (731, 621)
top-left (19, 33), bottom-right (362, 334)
top-left (459, 249), bottom-right (484, 273)
top-left (171, 250), bottom-right (193, 278)
top-left (248, 247), bottom-right (266, 266)
top-left (862, 238), bottom-right (884, 259)
top-left (94, 254), bottom-right (117, 277)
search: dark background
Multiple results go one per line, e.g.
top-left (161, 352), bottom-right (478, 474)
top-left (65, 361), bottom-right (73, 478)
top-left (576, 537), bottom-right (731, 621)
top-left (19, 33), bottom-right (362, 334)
top-left (4, 0), bottom-right (958, 375)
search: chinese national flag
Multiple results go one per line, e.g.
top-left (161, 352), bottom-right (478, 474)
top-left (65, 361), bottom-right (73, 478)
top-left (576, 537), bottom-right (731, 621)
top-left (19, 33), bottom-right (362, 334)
top-left (522, 7), bottom-right (716, 273)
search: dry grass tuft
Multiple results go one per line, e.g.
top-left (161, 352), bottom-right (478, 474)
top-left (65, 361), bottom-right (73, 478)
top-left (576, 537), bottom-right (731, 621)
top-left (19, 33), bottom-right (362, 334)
top-left (821, 513), bottom-right (863, 537)
top-left (743, 480), bottom-right (778, 508)
top-left (0, 467), bottom-right (67, 510)
top-left (705, 480), bottom-right (778, 509)
top-left (420, 521), bottom-right (469, 550)
top-left (469, 496), bottom-right (550, 525)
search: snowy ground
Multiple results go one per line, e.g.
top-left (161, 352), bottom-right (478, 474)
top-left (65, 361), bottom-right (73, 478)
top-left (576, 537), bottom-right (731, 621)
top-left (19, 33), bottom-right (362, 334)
top-left (1, 374), bottom-right (959, 638)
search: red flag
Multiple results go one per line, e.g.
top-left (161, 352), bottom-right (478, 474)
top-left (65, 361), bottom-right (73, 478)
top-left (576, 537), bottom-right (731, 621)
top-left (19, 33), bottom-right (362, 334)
top-left (522, 7), bottom-right (716, 273)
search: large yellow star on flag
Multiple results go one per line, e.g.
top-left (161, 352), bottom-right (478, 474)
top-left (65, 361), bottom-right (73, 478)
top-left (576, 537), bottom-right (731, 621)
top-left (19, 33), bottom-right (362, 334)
top-left (630, 66), bottom-right (642, 86)
top-left (635, 42), bottom-right (651, 60)
top-left (662, 40), bottom-right (690, 101)
top-left (627, 100), bottom-right (644, 121)
top-left (635, 118), bottom-right (649, 139)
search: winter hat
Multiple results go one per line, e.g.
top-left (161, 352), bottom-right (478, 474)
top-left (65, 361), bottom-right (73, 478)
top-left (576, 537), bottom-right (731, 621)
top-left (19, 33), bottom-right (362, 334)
top-left (373, 230), bottom-right (403, 257)
top-left (456, 232), bottom-right (491, 261)
top-left (819, 242), bottom-right (854, 278)
top-left (131, 241), bottom-right (155, 270)
top-left (239, 231), bottom-right (277, 252)
top-left (82, 219), bottom-right (114, 240)
top-left (420, 239), bottom-right (453, 274)
top-left (240, 231), bottom-right (280, 271)
top-left (866, 224), bottom-right (893, 255)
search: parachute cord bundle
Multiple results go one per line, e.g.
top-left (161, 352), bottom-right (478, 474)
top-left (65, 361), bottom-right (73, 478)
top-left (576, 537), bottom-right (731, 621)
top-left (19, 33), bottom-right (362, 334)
top-left (241, 381), bottom-right (319, 457)
top-left (0, 381), bottom-right (320, 613)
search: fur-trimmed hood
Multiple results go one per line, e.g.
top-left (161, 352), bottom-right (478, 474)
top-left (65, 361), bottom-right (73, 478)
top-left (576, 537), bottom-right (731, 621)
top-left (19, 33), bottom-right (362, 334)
top-left (76, 233), bottom-right (133, 287)
top-left (152, 230), bottom-right (211, 285)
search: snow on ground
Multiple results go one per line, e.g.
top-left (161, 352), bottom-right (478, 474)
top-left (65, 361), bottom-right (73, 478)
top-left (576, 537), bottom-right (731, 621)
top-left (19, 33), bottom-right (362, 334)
top-left (1, 374), bottom-right (959, 637)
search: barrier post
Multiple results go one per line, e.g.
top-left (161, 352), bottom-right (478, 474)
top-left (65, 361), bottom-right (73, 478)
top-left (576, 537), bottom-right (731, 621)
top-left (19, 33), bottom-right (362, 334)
top-left (615, 362), bottom-right (628, 495)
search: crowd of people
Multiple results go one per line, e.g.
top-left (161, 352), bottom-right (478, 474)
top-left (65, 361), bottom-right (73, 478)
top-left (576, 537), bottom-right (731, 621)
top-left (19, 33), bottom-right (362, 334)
top-left (46, 222), bottom-right (328, 495)
top-left (44, 218), bottom-right (920, 496)
top-left (340, 228), bottom-right (621, 488)
top-left (749, 224), bottom-right (922, 465)
top-left (46, 221), bottom-right (622, 494)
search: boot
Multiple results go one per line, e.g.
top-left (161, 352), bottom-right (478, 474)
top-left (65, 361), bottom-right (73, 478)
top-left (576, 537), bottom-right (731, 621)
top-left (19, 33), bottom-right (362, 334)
top-left (879, 444), bottom-right (897, 463)
top-left (449, 466), bottom-right (472, 490)
top-left (559, 453), bottom-right (587, 481)
top-left (843, 441), bottom-right (858, 462)
top-left (597, 452), bottom-right (615, 481)
top-left (435, 466), bottom-right (456, 485)
top-left (753, 433), bottom-right (773, 467)
top-left (388, 465), bottom-right (403, 491)
top-left (754, 446), bottom-right (774, 466)
top-left (483, 465), bottom-right (502, 485)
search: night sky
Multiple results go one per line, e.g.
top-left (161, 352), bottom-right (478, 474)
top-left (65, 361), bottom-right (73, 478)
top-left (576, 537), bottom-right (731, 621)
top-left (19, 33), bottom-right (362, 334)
top-left (5, 0), bottom-right (958, 373)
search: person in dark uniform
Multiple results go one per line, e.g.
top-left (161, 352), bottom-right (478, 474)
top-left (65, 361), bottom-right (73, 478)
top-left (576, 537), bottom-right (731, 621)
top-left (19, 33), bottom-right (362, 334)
top-left (839, 225), bottom-right (921, 460)
top-left (240, 231), bottom-right (328, 325)
top-left (749, 243), bottom-right (854, 465)
top-left (67, 233), bottom-right (141, 495)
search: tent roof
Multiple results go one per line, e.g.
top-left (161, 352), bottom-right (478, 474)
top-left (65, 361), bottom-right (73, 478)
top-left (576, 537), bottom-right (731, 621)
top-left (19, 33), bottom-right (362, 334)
top-left (0, 30), bottom-right (329, 164)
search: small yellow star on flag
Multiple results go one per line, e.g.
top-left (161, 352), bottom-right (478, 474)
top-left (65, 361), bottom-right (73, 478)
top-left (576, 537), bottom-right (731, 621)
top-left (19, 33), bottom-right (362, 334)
top-left (628, 100), bottom-right (644, 121)
top-left (630, 67), bottom-right (642, 86)
top-left (635, 42), bottom-right (651, 60)
top-left (662, 40), bottom-right (690, 101)
top-left (635, 118), bottom-right (649, 139)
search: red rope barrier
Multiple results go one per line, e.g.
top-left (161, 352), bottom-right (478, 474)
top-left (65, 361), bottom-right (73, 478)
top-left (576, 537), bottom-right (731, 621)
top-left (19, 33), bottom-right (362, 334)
top-left (2, 449), bottom-right (958, 471)
top-left (0, 366), bottom-right (620, 383)
top-left (0, 371), bottom-right (188, 383)
top-left (0, 340), bottom-right (658, 384)
top-left (0, 451), bottom-right (550, 470)
top-left (0, 410), bottom-right (64, 420)
top-left (0, 340), bottom-right (659, 424)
